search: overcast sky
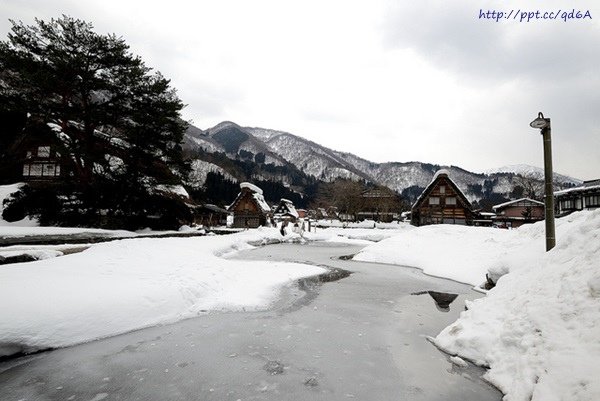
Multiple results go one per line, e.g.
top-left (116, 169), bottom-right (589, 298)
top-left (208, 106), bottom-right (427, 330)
top-left (2, 0), bottom-right (599, 179)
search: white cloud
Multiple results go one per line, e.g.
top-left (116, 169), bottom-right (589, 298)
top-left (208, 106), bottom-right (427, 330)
top-left (1, 0), bottom-right (598, 179)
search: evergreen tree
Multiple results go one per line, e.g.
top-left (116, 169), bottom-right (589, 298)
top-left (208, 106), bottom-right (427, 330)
top-left (0, 16), bottom-right (190, 228)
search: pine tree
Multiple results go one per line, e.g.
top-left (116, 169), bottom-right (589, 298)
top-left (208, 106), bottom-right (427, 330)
top-left (0, 16), bottom-right (190, 228)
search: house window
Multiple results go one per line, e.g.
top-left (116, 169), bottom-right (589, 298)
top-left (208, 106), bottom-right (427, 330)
top-left (23, 164), bottom-right (30, 176)
top-left (439, 185), bottom-right (446, 194)
top-left (446, 197), bottom-right (457, 205)
top-left (560, 199), bottom-right (574, 210)
top-left (37, 146), bottom-right (51, 157)
top-left (585, 195), bottom-right (600, 207)
top-left (429, 197), bottom-right (440, 205)
top-left (29, 164), bottom-right (43, 176)
top-left (43, 164), bottom-right (57, 176)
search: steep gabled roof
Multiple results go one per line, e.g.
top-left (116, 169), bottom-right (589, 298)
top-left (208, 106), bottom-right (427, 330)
top-left (412, 170), bottom-right (471, 210)
top-left (274, 198), bottom-right (299, 218)
top-left (228, 182), bottom-right (271, 214)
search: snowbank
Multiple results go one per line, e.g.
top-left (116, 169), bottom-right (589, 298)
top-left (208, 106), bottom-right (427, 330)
top-left (434, 210), bottom-right (600, 401)
top-left (316, 219), bottom-right (408, 229)
top-left (0, 228), bottom-right (325, 357)
top-left (353, 223), bottom-right (543, 286)
top-left (0, 225), bottom-right (138, 240)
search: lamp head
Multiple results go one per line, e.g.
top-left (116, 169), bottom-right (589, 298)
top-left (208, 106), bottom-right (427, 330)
top-left (530, 112), bottom-right (550, 129)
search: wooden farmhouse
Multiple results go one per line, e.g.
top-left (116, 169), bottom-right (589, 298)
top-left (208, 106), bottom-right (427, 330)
top-left (554, 179), bottom-right (600, 216)
top-left (273, 198), bottom-right (299, 223)
top-left (359, 187), bottom-right (399, 222)
top-left (194, 204), bottom-right (230, 227)
top-left (21, 143), bottom-right (62, 181)
top-left (492, 198), bottom-right (544, 228)
top-left (411, 169), bottom-right (473, 226)
top-left (1, 120), bottom-right (65, 183)
top-left (228, 182), bottom-right (272, 228)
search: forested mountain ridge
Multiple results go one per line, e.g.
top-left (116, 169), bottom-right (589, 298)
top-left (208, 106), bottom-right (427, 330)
top-left (183, 121), bottom-right (582, 205)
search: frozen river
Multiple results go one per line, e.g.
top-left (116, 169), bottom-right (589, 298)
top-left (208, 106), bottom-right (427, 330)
top-left (0, 242), bottom-right (501, 401)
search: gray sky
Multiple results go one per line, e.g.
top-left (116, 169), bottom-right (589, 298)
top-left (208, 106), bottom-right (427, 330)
top-left (2, 0), bottom-right (599, 179)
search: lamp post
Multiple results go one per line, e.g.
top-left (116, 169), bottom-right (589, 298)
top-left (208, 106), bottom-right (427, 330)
top-left (529, 112), bottom-right (556, 251)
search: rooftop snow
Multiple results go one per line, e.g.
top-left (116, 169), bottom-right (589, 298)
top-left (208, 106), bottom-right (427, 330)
top-left (253, 193), bottom-right (272, 213)
top-left (240, 182), bottom-right (263, 195)
top-left (492, 197), bottom-right (544, 210)
top-left (554, 183), bottom-right (600, 196)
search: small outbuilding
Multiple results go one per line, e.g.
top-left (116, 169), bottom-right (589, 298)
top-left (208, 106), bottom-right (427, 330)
top-left (194, 204), bottom-right (230, 227)
top-left (472, 211), bottom-right (496, 227)
top-left (273, 198), bottom-right (299, 223)
top-left (359, 187), bottom-right (399, 222)
top-left (492, 198), bottom-right (544, 228)
top-left (228, 182), bottom-right (272, 228)
top-left (411, 169), bottom-right (473, 226)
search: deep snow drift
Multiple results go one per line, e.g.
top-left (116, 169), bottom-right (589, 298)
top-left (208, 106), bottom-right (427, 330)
top-left (355, 211), bottom-right (600, 401)
top-left (435, 210), bottom-right (600, 401)
top-left (353, 220), bottom-right (548, 286)
top-left (0, 228), bottom-right (325, 357)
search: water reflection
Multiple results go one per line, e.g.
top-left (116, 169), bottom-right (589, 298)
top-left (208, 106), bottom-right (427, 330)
top-left (411, 291), bottom-right (459, 312)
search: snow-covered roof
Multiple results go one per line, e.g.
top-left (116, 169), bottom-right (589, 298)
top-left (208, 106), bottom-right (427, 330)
top-left (432, 169), bottom-right (451, 181)
top-left (240, 182), bottom-right (263, 195)
top-left (492, 198), bottom-right (544, 211)
top-left (253, 193), bottom-right (272, 213)
top-left (227, 182), bottom-right (271, 214)
top-left (275, 198), bottom-right (299, 218)
top-left (554, 183), bottom-right (600, 196)
top-left (412, 169), bottom-right (470, 209)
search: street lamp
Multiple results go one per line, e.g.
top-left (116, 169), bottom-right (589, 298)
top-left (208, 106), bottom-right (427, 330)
top-left (529, 112), bottom-right (556, 251)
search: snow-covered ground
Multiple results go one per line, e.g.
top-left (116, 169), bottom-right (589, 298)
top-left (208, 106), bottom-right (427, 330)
top-left (0, 225), bottom-right (139, 239)
top-left (356, 210), bottom-right (600, 401)
top-left (353, 222), bottom-right (543, 287)
top-left (316, 219), bottom-right (408, 230)
top-left (305, 226), bottom-right (412, 244)
top-left (435, 210), bottom-right (600, 401)
top-left (0, 228), bottom-right (326, 357)
top-left (4, 181), bottom-right (598, 399)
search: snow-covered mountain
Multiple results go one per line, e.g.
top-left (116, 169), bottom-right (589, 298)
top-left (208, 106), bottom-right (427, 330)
top-left (484, 164), bottom-right (583, 186)
top-left (183, 121), bottom-right (582, 201)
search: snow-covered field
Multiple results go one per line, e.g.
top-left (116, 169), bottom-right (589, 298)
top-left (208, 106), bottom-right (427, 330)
top-left (353, 222), bottom-right (543, 286)
top-left (4, 181), bottom-right (599, 400)
top-left (305, 225), bottom-right (413, 244)
top-left (316, 219), bottom-right (407, 230)
top-left (0, 228), bottom-right (326, 357)
top-left (356, 210), bottom-right (600, 401)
